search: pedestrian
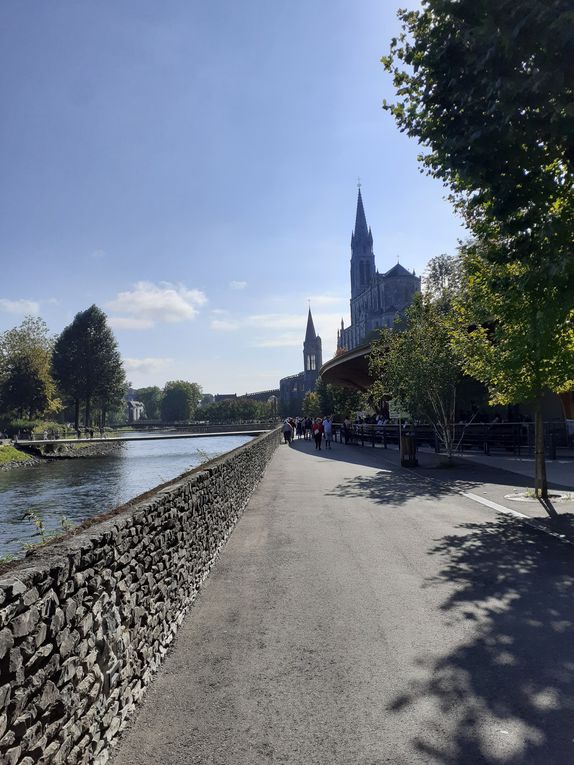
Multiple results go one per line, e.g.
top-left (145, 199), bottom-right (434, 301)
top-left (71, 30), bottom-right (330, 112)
top-left (282, 419), bottom-right (293, 445)
top-left (323, 416), bottom-right (333, 449)
top-left (304, 417), bottom-right (312, 440)
top-left (296, 419), bottom-right (303, 439)
top-left (343, 415), bottom-right (351, 444)
top-left (312, 418), bottom-right (323, 450)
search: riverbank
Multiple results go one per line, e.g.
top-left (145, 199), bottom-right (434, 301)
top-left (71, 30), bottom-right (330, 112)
top-left (0, 443), bottom-right (39, 471)
top-left (0, 440), bottom-right (122, 471)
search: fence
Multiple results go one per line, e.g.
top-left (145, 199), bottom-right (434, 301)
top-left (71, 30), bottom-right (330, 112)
top-left (332, 421), bottom-right (571, 460)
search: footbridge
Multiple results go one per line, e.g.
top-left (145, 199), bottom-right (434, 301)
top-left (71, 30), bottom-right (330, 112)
top-left (14, 428), bottom-right (269, 447)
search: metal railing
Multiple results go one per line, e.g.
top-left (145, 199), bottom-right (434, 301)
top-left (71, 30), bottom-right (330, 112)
top-left (331, 421), bottom-right (571, 460)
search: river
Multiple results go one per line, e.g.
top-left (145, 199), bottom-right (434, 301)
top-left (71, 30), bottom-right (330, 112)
top-left (0, 434), bottom-right (253, 558)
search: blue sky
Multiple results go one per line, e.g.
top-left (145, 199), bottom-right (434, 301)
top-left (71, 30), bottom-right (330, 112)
top-left (0, 0), bottom-right (465, 394)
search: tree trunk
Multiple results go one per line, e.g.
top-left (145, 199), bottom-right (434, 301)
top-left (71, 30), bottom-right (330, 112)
top-left (85, 396), bottom-right (91, 429)
top-left (74, 399), bottom-right (80, 432)
top-left (534, 402), bottom-right (548, 500)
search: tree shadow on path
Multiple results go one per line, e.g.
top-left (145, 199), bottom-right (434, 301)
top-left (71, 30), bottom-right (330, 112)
top-left (389, 516), bottom-right (574, 764)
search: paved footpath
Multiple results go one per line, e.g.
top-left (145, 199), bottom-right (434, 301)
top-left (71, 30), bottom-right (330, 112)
top-left (113, 440), bottom-right (574, 765)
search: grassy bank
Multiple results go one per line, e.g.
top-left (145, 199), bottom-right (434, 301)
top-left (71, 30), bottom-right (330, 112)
top-left (0, 445), bottom-right (34, 465)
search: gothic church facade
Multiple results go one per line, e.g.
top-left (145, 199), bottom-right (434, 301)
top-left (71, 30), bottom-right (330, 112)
top-left (337, 188), bottom-right (421, 352)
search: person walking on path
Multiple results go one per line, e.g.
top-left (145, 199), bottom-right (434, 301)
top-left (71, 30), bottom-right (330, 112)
top-left (312, 418), bottom-right (324, 450)
top-left (323, 416), bottom-right (333, 449)
top-left (282, 419), bottom-right (293, 445)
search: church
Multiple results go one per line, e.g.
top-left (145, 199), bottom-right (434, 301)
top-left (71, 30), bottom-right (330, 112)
top-left (337, 187), bottom-right (421, 352)
top-left (278, 308), bottom-right (322, 415)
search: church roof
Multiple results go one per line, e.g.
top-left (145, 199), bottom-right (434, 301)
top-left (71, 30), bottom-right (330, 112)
top-left (383, 263), bottom-right (413, 278)
top-left (304, 308), bottom-right (317, 344)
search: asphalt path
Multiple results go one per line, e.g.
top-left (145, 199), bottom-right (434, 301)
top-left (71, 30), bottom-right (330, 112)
top-left (112, 439), bottom-right (574, 765)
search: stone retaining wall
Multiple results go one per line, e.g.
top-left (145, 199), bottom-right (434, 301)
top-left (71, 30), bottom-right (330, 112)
top-left (0, 428), bottom-right (280, 764)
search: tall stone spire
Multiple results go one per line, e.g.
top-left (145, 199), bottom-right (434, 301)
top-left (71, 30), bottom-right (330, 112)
top-left (304, 307), bottom-right (317, 344)
top-left (352, 187), bottom-right (369, 243)
top-left (303, 306), bottom-right (322, 388)
top-left (350, 186), bottom-right (375, 299)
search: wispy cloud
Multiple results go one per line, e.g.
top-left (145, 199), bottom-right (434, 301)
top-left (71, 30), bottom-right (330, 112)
top-left (0, 298), bottom-right (40, 315)
top-left (210, 310), bottom-right (344, 354)
top-left (90, 249), bottom-right (106, 259)
top-left (108, 317), bottom-right (154, 330)
top-left (107, 281), bottom-right (207, 329)
top-left (124, 357), bottom-right (174, 374)
top-left (229, 280), bottom-right (247, 290)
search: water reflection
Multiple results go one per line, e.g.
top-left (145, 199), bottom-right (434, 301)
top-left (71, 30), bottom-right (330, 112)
top-left (0, 434), bottom-right (252, 556)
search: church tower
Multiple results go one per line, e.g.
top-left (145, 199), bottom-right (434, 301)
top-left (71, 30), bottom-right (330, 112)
top-left (303, 307), bottom-right (322, 391)
top-left (350, 187), bottom-right (375, 299)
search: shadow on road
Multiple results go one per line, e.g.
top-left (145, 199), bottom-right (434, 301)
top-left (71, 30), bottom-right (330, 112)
top-left (390, 516), bottom-right (574, 764)
top-left (288, 439), bottom-right (572, 518)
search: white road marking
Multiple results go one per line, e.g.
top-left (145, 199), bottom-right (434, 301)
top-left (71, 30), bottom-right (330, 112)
top-left (461, 492), bottom-right (574, 547)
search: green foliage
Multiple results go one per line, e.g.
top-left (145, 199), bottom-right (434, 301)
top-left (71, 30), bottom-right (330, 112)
top-left (454, 243), bottom-right (574, 406)
top-left (383, 1), bottom-right (574, 492)
top-left (369, 295), bottom-right (464, 456)
top-left (315, 377), bottom-right (364, 421)
top-left (200, 397), bottom-right (270, 423)
top-left (383, 2), bottom-right (574, 258)
top-left (302, 392), bottom-right (321, 418)
top-left (423, 253), bottom-right (464, 308)
top-left (0, 317), bottom-right (60, 419)
top-left (134, 386), bottom-right (162, 420)
top-left (53, 305), bottom-right (126, 428)
top-left (160, 380), bottom-right (202, 421)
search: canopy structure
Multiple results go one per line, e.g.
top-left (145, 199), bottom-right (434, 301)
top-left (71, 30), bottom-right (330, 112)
top-left (320, 343), bottom-right (374, 391)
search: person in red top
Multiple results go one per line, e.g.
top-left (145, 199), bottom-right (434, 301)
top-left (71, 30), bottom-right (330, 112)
top-left (312, 418), bottom-right (324, 450)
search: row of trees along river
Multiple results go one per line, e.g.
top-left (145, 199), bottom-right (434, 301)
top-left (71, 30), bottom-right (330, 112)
top-left (0, 304), bottom-right (275, 437)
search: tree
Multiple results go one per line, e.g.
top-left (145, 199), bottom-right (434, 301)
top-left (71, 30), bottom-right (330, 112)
top-left (453, 242), bottom-right (574, 498)
top-left (315, 377), bottom-right (364, 421)
top-left (382, 1), bottom-right (574, 496)
top-left (369, 295), bottom-right (465, 461)
top-left (160, 381), bottom-right (202, 421)
top-left (134, 386), bottom-right (163, 420)
top-left (423, 254), bottom-right (463, 308)
top-left (302, 392), bottom-right (321, 419)
top-left (0, 317), bottom-right (59, 419)
top-left (53, 305), bottom-right (126, 430)
top-left (200, 397), bottom-right (269, 423)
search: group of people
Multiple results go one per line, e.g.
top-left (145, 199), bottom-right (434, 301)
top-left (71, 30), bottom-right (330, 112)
top-left (282, 416), bottom-right (333, 450)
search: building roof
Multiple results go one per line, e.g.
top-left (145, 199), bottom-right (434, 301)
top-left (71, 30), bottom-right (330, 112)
top-left (383, 263), bottom-right (414, 278)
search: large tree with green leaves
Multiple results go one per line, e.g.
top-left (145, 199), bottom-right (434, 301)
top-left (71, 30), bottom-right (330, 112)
top-left (0, 317), bottom-right (60, 419)
top-left (383, 0), bottom-right (574, 496)
top-left (315, 377), bottom-right (364, 421)
top-left (134, 386), bottom-right (163, 420)
top-left (53, 305), bottom-right (126, 429)
top-left (160, 380), bottom-right (202, 422)
top-left (369, 295), bottom-right (465, 461)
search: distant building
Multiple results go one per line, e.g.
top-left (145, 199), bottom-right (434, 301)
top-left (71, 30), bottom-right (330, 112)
top-left (214, 394), bottom-right (237, 402)
top-left (337, 188), bottom-right (421, 352)
top-left (127, 400), bottom-right (145, 423)
top-left (243, 389), bottom-right (280, 403)
top-left (279, 308), bottom-right (323, 414)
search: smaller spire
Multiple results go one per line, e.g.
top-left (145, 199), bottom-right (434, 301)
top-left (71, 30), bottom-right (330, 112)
top-left (304, 307), bottom-right (317, 344)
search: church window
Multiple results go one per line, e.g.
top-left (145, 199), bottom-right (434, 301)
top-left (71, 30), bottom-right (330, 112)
top-left (310, 354), bottom-right (316, 370)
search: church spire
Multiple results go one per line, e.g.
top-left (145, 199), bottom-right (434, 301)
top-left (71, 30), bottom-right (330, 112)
top-left (353, 187), bottom-right (369, 241)
top-left (304, 307), bottom-right (317, 344)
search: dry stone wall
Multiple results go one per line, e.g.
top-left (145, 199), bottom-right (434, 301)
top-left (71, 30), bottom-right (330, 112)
top-left (0, 429), bottom-right (280, 765)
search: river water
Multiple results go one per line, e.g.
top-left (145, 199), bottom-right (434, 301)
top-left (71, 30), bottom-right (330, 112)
top-left (0, 434), bottom-right (252, 557)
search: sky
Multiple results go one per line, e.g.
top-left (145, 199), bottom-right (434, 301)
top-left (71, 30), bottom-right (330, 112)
top-left (0, 0), bottom-right (466, 394)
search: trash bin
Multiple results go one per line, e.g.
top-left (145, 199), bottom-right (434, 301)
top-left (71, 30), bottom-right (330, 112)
top-left (400, 430), bottom-right (418, 467)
